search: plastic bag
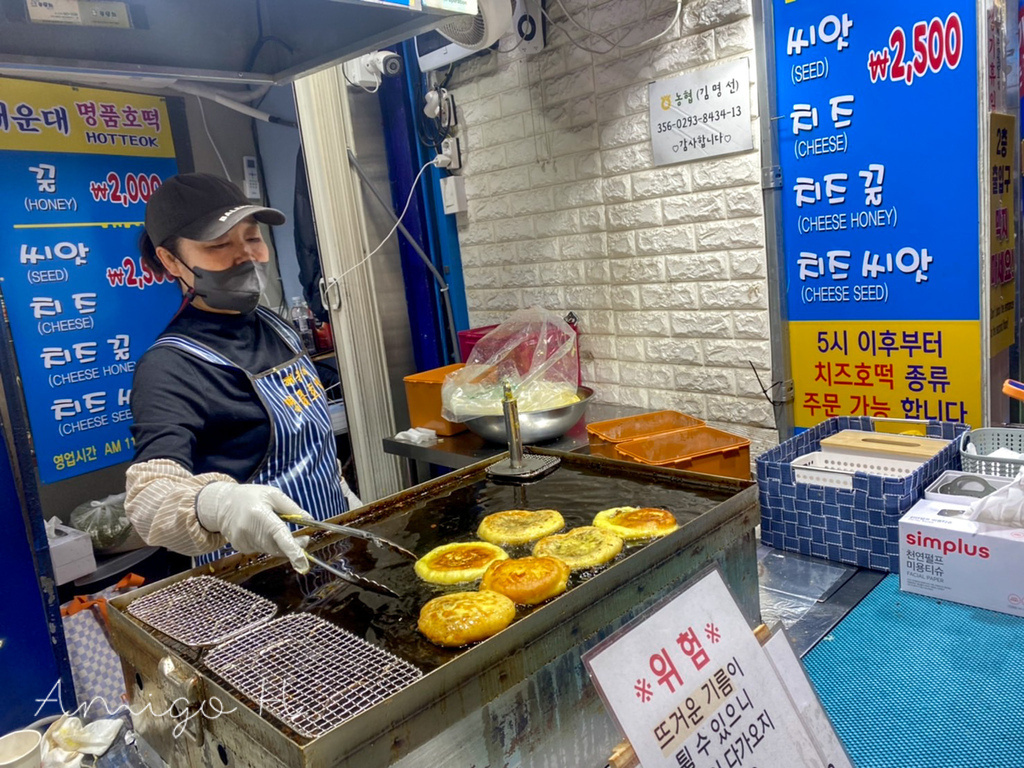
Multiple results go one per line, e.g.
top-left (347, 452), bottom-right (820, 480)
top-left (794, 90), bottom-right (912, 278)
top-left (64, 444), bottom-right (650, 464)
top-left (42, 715), bottom-right (123, 768)
top-left (442, 307), bottom-right (579, 422)
top-left (969, 467), bottom-right (1024, 527)
top-left (61, 574), bottom-right (146, 711)
top-left (70, 493), bottom-right (143, 553)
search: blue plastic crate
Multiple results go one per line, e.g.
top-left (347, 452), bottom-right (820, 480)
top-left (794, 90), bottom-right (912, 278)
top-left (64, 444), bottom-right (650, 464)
top-left (757, 417), bottom-right (967, 572)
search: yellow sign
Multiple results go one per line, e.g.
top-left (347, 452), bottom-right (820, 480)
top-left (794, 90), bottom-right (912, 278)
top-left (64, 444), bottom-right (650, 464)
top-left (990, 113), bottom-right (1015, 356)
top-left (789, 320), bottom-right (982, 429)
top-left (0, 77), bottom-right (174, 158)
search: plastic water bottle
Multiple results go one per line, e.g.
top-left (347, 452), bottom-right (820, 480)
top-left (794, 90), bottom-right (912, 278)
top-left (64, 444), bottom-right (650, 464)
top-left (290, 296), bottom-right (316, 354)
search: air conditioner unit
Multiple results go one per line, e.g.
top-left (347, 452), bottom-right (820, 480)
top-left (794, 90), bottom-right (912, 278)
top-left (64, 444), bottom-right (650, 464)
top-left (414, 0), bottom-right (544, 72)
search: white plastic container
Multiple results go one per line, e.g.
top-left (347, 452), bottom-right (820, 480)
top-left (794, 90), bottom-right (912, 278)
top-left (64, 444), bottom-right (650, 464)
top-left (923, 470), bottom-right (1011, 505)
top-left (791, 451), bottom-right (922, 489)
top-left (48, 523), bottom-right (96, 585)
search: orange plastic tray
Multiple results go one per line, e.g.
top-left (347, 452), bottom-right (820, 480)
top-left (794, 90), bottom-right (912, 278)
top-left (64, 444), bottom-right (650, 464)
top-left (587, 410), bottom-right (705, 444)
top-left (614, 426), bottom-right (751, 480)
top-left (403, 363), bottom-right (466, 436)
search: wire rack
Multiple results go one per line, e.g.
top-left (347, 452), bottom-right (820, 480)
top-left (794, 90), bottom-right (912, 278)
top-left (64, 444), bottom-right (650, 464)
top-left (204, 613), bottom-right (423, 739)
top-left (127, 576), bottom-right (277, 647)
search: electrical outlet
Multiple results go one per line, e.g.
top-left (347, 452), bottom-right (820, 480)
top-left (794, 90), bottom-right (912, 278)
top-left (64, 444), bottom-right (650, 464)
top-left (440, 137), bottom-right (462, 171)
top-left (440, 92), bottom-right (457, 129)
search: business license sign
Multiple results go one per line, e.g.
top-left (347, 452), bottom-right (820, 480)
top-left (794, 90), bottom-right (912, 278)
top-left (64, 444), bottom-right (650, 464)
top-left (773, 2), bottom-right (983, 428)
top-left (0, 77), bottom-right (180, 483)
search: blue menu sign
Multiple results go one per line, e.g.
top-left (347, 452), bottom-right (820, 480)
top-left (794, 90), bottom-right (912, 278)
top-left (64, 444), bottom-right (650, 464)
top-left (773, 1), bottom-right (983, 428)
top-left (0, 77), bottom-right (181, 483)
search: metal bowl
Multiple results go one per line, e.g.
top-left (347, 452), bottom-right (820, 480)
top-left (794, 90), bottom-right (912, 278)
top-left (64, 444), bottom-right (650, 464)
top-left (464, 386), bottom-right (594, 445)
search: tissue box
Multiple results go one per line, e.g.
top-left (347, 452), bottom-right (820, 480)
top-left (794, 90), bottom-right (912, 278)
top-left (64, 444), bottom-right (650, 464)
top-left (48, 524), bottom-right (96, 585)
top-left (898, 498), bottom-right (1024, 617)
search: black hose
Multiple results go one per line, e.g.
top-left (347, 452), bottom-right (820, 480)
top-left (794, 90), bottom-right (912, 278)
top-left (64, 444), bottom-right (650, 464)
top-left (346, 150), bottom-right (461, 363)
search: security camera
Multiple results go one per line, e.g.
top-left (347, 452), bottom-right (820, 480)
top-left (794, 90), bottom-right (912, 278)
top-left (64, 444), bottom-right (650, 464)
top-left (366, 51), bottom-right (403, 78)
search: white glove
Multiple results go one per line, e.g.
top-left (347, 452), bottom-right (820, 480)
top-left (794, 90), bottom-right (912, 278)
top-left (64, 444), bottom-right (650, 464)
top-left (196, 482), bottom-right (312, 572)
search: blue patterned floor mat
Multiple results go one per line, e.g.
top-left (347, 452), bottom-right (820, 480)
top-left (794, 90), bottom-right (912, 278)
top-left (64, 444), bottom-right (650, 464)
top-left (804, 575), bottom-right (1024, 768)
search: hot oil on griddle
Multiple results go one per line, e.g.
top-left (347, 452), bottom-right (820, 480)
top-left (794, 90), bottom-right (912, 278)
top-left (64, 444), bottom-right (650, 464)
top-left (239, 462), bottom-right (732, 673)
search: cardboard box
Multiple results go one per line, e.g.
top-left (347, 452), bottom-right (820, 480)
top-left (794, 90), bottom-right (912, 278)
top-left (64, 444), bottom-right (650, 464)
top-left (898, 498), bottom-right (1024, 617)
top-left (48, 523), bottom-right (96, 585)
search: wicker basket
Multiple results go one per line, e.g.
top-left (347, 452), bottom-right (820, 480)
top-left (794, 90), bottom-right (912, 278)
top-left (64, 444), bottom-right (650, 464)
top-left (960, 429), bottom-right (1024, 478)
top-left (758, 416), bottom-right (967, 572)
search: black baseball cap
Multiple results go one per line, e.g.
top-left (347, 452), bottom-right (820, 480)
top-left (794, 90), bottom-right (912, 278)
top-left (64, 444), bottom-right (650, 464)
top-left (144, 172), bottom-right (285, 247)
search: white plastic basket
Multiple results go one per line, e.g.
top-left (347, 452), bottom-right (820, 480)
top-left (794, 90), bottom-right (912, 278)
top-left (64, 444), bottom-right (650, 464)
top-left (791, 451), bottom-right (922, 489)
top-left (960, 429), bottom-right (1024, 478)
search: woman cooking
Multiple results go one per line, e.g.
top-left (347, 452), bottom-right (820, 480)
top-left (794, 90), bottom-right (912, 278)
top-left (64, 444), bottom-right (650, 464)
top-left (125, 172), bottom-right (352, 572)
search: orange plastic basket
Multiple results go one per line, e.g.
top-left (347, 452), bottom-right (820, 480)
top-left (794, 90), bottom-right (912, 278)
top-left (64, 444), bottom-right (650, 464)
top-left (403, 363), bottom-right (466, 436)
top-left (614, 427), bottom-right (751, 480)
top-left (586, 410), bottom-right (705, 459)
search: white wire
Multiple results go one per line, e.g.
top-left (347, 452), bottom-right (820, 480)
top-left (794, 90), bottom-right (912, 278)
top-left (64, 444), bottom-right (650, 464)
top-left (544, 0), bottom-right (682, 55)
top-left (540, 7), bottom-right (610, 54)
top-left (553, 0), bottom-right (619, 50)
top-left (541, 8), bottom-right (615, 54)
top-left (341, 66), bottom-right (381, 94)
top-left (195, 96), bottom-right (231, 180)
top-left (334, 159), bottom-right (435, 282)
top-left (618, 0), bottom-right (681, 50)
top-left (497, 26), bottom-right (527, 54)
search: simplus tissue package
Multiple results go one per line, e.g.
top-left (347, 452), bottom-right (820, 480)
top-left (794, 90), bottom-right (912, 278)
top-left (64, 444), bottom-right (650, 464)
top-left (899, 498), bottom-right (1024, 617)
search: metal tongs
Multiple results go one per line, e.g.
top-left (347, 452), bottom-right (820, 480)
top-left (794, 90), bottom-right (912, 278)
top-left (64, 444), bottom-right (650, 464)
top-left (279, 514), bottom-right (416, 560)
top-left (302, 550), bottom-right (398, 598)
top-left (278, 513), bottom-right (415, 598)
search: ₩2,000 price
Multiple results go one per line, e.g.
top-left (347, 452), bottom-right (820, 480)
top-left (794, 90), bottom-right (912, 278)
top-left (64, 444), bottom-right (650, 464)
top-left (88, 171), bottom-right (163, 207)
top-left (867, 13), bottom-right (964, 85)
top-left (655, 106), bottom-right (743, 134)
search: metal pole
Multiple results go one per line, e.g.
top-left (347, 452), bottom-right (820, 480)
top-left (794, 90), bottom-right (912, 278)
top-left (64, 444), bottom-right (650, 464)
top-left (502, 382), bottom-right (524, 470)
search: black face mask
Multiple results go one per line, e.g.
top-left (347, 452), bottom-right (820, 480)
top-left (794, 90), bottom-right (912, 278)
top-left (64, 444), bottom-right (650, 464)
top-left (179, 259), bottom-right (265, 313)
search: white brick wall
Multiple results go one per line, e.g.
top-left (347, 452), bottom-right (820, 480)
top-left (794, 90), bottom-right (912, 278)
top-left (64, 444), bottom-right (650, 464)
top-left (449, 0), bottom-right (778, 456)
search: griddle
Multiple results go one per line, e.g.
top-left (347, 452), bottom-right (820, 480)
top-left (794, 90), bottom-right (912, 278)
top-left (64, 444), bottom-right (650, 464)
top-left (109, 448), bottom-right (759, 767)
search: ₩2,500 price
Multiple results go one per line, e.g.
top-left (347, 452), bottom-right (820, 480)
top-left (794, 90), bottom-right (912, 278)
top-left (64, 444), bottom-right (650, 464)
top-left (867, 13), bottom-right (964, 85)
top-left (106, 256), bottom-right (171, 290)
top-left (655, 106), bottom-right (743, 134)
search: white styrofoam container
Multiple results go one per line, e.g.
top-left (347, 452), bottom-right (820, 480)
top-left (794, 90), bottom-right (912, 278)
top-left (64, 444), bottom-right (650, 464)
top-left (48, 524), bottom-right (96, 585)
top-left (791, 451), bottom-right (922, 489)
top-left (923, 470), bottom-right (1011, 505)
top-left (899, 498), bottom-right (1024, 617)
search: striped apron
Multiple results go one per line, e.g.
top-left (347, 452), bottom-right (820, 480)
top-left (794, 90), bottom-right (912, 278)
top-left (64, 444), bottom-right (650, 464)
top-left (150, 307), bottom-right (347, 565)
